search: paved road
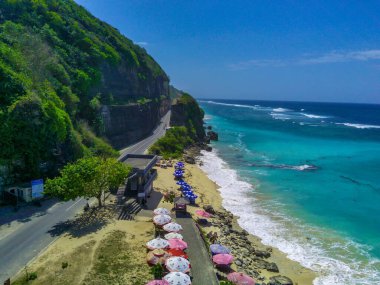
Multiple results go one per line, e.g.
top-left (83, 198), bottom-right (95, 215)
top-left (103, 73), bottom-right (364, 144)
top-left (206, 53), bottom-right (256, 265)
top-left (177, 215), bottom-right (219, 285)
top-left (119, 111), bottom-right (171, 157)
top-left (0, 111), bottom-right (170, 281)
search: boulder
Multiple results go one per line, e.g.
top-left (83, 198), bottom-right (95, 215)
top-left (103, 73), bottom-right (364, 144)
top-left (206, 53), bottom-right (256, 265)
top-left (268, 275), bottom-right (293, 285)
top-left (252, 259), bottom-right (279, 272)
top-left (183, 155), bottom-right (195, 164)
top-left (204, 135), bottom-right (211, 144)
top-left (207, 125), bottom-right (212, 130)
top-left (207, 131), bottom-right (219, 141)
top-left (203, 205), bottom-right (215, 214)
top-left (254, 250), bottom-right (271, 258)
top-left (205, 145), bottom-right (212, 152)
top-left (266, 262), bottom-right (279, 272)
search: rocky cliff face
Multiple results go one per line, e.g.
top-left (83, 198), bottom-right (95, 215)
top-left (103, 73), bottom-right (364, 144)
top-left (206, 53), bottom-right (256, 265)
top-left (97, 63), bottom-right (170, 148)
top-left (101, 98), bottom-right (171, 149)
top-left (170, 94), bottom-right (205, 140)
top-left (98, 63), bottom-right (169, 102)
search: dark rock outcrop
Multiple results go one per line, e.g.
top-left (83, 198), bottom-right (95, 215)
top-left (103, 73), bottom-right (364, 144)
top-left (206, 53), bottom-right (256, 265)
top-left (207, 131), bottom-right (219, 141)
top-left (268, 275), bottom-right (293, 285)
top-left (184, 155), bottom-right (196, 164)
top-left (203, 205), bottom-right (215, 214)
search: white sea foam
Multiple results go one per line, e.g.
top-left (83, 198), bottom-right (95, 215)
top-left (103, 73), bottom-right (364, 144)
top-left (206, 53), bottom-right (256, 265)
top-left (270, 112), bottom-right (291, 120)
top-left (201, 100), bottom-right (259, 110)
top-left (272, 107), bottom-right (291, 112)
top-left (301, 113), bottom-right (329, 119)
top-left (204, 114), bottom-right (213, 121)
top-left (198, 150), bottom-right (380, 285)
top-left (336, 123), bottom-right (380, 129)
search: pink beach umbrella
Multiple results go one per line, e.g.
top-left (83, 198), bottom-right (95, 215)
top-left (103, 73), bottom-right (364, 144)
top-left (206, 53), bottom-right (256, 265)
top-left (212, 253), bottom-right (234, 265)
top-left (227, 272), bottom-right (255, 285)
top-left (195, 209), bottom-right (213, 218)
top-left (145, 280), bottom-right (170, 285)
top-left (168, 238), bottom-right (188, 250)
top-left (165, 256), bottom-right (190, 273)
top-left (163, 222), bottom-right (183, 233)
top-left (153, 214), bottom-right (172, 226)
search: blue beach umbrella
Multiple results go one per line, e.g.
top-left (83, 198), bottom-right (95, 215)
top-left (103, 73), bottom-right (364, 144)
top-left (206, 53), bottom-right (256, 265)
top-left (210, 244), bottom-right (231, 255)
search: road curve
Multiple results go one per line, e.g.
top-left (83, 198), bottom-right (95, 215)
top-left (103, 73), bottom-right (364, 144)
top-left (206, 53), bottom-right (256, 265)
top-left (0, 111), bottom-right (170, 281)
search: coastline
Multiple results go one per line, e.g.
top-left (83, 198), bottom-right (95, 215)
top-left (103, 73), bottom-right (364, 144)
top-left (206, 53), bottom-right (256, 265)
top-left (155, 161), bottom-right (317, 284)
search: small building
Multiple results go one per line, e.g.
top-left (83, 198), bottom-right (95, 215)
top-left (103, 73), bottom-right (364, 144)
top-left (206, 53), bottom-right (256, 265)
top-left (5, 185), bottom-right (33, 203)
top-left (174, 196), bottom-right (190, 212)
top-left (121, 154), bottom-right (158, 202)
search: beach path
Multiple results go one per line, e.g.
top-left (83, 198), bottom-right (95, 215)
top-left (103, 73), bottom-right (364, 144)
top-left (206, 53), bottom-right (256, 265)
top-left (176, 213), bottom-right (219, 285)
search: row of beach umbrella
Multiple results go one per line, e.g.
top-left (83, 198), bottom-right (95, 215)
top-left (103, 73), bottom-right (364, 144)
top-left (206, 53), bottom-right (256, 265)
top-left (145, 207), bottom-right (192, 285)
top-left (176, 179), bottom-right (198, 203)
top-left (175, 161), bottom-right (185, 169)
top-left (173, 169), bottom-right (185, 179)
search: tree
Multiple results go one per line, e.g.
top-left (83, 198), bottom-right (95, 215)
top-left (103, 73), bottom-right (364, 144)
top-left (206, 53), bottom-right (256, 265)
top-left (44, 156), bottom-right (131, 207)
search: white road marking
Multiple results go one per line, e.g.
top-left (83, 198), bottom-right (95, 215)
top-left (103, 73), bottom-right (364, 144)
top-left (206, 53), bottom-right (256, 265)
top-left (65, 198), bottom-right (83, 211)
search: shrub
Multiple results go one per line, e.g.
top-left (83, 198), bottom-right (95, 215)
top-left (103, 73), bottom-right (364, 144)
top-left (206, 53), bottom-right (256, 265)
top-left (149, 126), bottom-right (193, 159)
top-left (28, 272), bottom-right (37, 280)
top-left (61, 261), bottom-right (68, 269)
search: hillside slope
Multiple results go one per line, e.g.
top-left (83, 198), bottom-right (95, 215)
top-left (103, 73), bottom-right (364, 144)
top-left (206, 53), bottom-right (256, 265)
top-left (0, 0), bottom-right (170, 183)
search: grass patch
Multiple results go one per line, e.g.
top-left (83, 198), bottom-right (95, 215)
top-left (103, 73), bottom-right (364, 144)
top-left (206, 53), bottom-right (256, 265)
top-left (82, 230), bottom-right (151, 285)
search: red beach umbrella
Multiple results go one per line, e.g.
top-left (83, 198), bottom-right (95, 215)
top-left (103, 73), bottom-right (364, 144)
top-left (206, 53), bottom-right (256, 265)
top-left (212, 253), bottom-right (234, 265)
top-left (167, 249), bottom-right (189, 259)
top-left (227, 272), bottom-right (255, 285)
top-left (168, 238), bottom-right (188, 250)
top-left (195, 209), bottom-right (213, 218)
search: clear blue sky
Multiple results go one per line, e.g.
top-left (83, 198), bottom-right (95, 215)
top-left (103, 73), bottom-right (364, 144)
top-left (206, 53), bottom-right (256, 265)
top-left (75, 0), bottom-right (380, 104)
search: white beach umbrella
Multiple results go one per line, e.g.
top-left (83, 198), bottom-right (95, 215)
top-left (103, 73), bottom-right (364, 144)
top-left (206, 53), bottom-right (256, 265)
top-left (163, 272), bottom-right (191, 285)
top-left (146, 237), bottom-right (169, 250)
top-left (165, 257), bottom-right (190, 273)
top-left (163, 222), bottom-right (183, 233)
top-left (153, 214), bottom-right (172, 226)
top-left (164, 232), bottom-right (183, 240)
top-left (153, 208), bottom-right (171, 216)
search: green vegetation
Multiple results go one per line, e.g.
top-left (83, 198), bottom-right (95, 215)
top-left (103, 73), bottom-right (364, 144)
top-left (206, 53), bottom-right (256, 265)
top-left (149, 93), bottom-right (205, 158)
top-left (150, 263), bottom-right (164, 279)
top-left (149, 127), bottom-right (194, 159)
top-left (174, 93), bottom-right (205, 140)
top-left (0, 0), bottom-right (168, 184)
top-left (44, 156), bottom-right (131, 207)
top-left (219, 281), bottom-right (235, 285)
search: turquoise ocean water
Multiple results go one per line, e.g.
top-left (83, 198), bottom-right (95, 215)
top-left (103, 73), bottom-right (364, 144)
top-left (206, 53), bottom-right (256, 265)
top-left (198, 100), bottom-right (380, 285)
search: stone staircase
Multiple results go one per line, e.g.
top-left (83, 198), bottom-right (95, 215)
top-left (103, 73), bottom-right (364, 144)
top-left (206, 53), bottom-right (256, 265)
top-left (117, 198), bottom-right (142, 220)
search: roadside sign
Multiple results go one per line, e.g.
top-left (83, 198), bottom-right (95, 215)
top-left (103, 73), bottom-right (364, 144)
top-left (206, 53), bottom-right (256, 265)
top-left (31, 179), bottom-right (44, 198)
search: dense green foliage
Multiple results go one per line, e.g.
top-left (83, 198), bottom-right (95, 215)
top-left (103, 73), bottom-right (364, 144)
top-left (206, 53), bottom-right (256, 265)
top-left (149, 93), bottom-right (205, 158)
top-left (176, 93), bottom-right (205, 140)
top-left (0, 0), bottom-right (168, 183)
top-left (44, 156), bottom-right (131, 207)
top-left (149, 127), bottom-right (194, 159)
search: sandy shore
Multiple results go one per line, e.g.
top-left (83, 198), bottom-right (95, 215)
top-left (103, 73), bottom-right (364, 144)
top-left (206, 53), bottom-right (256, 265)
top-left (155, 162), bottom-right (317, 285)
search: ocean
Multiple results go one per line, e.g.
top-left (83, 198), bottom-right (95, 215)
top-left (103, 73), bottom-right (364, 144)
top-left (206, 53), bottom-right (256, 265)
top-left (197, 99), bottom-right (380, 285)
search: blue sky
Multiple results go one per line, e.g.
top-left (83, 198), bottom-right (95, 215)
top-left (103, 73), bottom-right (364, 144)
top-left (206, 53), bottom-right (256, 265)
top-left (75, 0), bottom-right (380, 103)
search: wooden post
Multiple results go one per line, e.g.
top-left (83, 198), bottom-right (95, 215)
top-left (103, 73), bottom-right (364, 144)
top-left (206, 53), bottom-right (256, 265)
top-left (4, 278), bottom-right (11, 285)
